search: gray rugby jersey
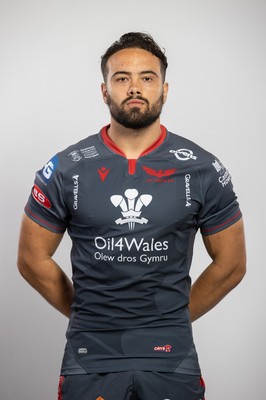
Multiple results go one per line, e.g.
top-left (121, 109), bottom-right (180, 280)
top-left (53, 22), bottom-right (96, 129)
top-left (25, 125), bottom-right (241, 374)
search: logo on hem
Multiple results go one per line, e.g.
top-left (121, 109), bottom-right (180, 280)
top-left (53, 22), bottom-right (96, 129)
top-left (78, 348), bottom-right (87, 354)
top-left (154, 344), bottom-right (172, 353)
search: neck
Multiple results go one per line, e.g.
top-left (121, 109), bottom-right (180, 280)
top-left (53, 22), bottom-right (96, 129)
top-left (107, 119), bottom-right (162, 159)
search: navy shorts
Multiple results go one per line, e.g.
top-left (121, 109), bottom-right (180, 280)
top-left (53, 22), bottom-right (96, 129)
top-left (58, 371), bottom-right (206, 400)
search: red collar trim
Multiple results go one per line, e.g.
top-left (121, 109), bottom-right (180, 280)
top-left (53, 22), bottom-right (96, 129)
top-left (100, 125), bottom-right (167, 159)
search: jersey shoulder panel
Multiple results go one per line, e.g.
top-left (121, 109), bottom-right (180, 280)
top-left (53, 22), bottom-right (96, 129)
top-left (164, 131), bottom-right (242, 235)
top-left (52, 132), bottom-right (115, 176)
top-left (163, 131), bottom-right (215, 167)
top-left (25, 130), bottom-right (115, 233)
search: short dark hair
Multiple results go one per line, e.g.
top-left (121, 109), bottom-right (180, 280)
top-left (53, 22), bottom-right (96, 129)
top-left (101, 32), bottom-right (168, 82)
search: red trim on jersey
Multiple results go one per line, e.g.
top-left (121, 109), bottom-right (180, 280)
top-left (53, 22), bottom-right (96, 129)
top-left (201, 210), bottom-right (241, 234)
top-left (25, 206), bottom-right (65, 233)
top-left (128, 159), bottom-right (137, 175)
top-left (140, 125), bottom-right (167, 157)
top-left (101, 125), bottom-right (126, 157)
top-left (58, 376), bottom-right (65, 400)
top-left (199, 376), bottom-right (206, 400)
top-left (100, 125), bottom-right (167, 175)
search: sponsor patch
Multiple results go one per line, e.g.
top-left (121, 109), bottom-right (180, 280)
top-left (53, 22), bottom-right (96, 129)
top-left (78, 348), bottom-right (88, 354)
top-left (212, 159), bottom-right (231, 187)
top-left (169, 148), bottom-right (197, 161)
top-left (154, 344), bottom-right (172, 353)
top-left (32, 184), bottom-right (51, 208)
top-left (42, 155), bottom-right (58, 182)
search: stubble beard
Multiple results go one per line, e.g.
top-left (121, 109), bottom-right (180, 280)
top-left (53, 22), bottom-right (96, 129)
top-left (106, 93), bottom-right (164, 130)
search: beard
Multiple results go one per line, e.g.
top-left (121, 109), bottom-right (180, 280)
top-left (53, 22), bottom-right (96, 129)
top-left (106, 93), bottom-right (164, 130)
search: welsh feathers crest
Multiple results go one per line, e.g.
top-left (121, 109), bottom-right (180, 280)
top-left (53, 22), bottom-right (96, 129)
top-left (110, 189), bottom-right (152, 230)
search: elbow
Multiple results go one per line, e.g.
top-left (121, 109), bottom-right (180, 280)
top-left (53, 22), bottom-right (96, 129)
top-left (17, 258), bottom-right (26, 278)
top-left (231, 258), bottom-right (247, 288)
top-left (17, 253), bottom-right (31, 281)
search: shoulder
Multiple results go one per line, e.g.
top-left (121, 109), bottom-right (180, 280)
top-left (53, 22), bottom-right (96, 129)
top-left (164, 130), bottom-right (234, 191)
top-left (165, 130), bottom-right (216, 168)
top-left (41, 130), bottom-right (112, 179)
top-left (58, 133), bottom-right (100, 165)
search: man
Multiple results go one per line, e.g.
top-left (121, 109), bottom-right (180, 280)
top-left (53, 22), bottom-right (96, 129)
top-left (17, 32), bottom-right (246, 400)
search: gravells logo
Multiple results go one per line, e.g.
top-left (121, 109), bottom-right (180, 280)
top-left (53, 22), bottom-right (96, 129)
top-left (111, 188), bottom-right (152, 231)
top-left (184, 174), bottom-right (192, 207)
top-left (72, 175), bottom-right (79, 210)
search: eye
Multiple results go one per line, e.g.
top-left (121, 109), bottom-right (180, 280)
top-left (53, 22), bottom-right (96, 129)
top-left (116, 76), bottom-right (128, 82)
top-left (142, 76), bottom-right (153, 82)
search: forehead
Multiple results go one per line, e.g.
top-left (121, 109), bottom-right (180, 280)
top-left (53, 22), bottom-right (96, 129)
top-left (106, 48), bottom-right (162, 76)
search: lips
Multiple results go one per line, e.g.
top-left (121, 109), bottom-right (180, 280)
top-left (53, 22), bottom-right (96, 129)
top-left (122, 96), bottom-right (148, 106)
top-left (126, 99), bottom-right (145, 106)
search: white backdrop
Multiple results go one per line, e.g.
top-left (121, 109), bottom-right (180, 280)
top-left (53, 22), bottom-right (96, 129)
top-left (1, 0), bottom-right (265, 399)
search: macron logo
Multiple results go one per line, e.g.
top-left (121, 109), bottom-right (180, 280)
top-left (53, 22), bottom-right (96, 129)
top-left (98, 166), bottom-right (110, 182)
top-left (110, 189), bottom-right (152, 230)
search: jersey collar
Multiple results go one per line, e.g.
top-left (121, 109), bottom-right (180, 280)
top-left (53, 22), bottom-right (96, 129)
top-left (100, 124), bottom-right (167, 159)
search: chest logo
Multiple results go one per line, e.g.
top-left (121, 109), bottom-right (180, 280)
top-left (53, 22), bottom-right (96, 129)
top-left (98, 166), bottom-right (110, 182)
top-left (110, 189), bottom-right (152, 230)
top-left (169, 148), bottom-right (197, 161)
top-left (143, 166), bottom-right (177, 178)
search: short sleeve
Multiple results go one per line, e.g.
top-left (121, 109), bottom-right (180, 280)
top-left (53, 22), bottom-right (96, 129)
top-left (197, 158), bottom-right (242, 236)
top-left (24, 154), bottom-right (69, 233)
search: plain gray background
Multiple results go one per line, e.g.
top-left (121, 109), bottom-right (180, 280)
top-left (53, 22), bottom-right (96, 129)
top-left (1, 0), bottom-right (265, 399)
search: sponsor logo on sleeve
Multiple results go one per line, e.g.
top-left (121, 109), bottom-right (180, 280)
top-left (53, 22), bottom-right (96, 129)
top-left (212, 159), bottom-right (231, 187)
top-left (42, 155), bottom-right (58, 182)
top-left (32, 184), bottom-right (51, 208)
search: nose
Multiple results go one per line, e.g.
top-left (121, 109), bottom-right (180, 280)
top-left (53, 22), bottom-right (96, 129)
top-left (127, 78), bottom-right (142, 97)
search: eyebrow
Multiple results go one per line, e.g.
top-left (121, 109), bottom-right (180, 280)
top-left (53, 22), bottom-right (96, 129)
top-left (111, 70), bottom-right (159, 79)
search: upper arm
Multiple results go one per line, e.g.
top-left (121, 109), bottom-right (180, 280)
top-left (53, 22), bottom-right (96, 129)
top-left (17, 213), bottom-right (64, 270)
top-left (202, 218), bottom-right (246, 275)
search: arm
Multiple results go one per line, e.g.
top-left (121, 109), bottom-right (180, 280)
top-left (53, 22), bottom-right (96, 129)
top-left (17, 214), bottom-right (74, 318)
top-left (189, 218), bottom-right (246, 322)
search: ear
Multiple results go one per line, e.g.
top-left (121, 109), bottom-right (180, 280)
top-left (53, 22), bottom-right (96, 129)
top-left (162, 82), bottom-right (169, 104)
top-left (101, 83), bottom-right (108, 104)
